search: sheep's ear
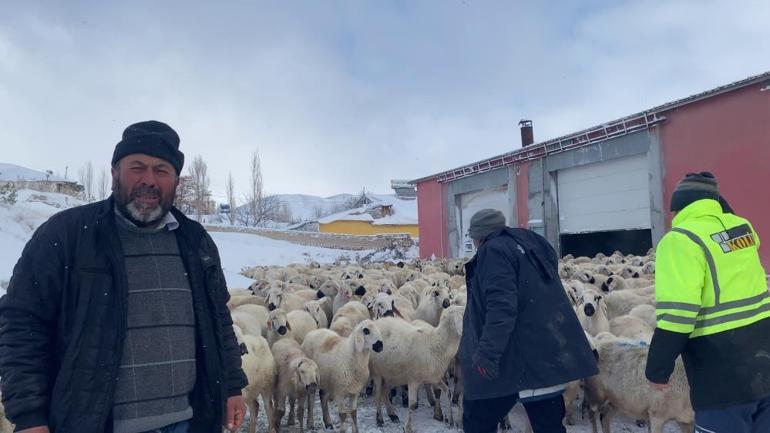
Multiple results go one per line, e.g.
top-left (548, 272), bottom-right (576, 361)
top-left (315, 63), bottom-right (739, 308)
top-left (353, 329), bottom-right (366, 352)
top-left (286, 320), bottom-right (292, 331)
top-left (392, 301), bottom-right (405, 319)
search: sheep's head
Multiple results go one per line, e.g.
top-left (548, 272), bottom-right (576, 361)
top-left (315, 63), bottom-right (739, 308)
top-left (620, 266), bottom-right (639, 279)
top-left (577, 271), bottom-right (596, 285)
top-left (378, 281), bottom-right (395, 295)
top-left (248, 279), bottom-right (270, 296)
top-left (427, 287), bottom-right (451, 309)
top-left (642, 262), bottom-right (656, 275)
top-left (317, 280), bottom-right (339, 299)
top-left (355, 320), bottom-right (383, 353)
top-left (579, 291), bottom-right (605, 318)
top-left (295, 358), bottom-right (320, 394)
top-left (265, 288), bottom-right (284, 311)
top-left (560, 263), bottom-right (576, 279)
top-left (361, 292), bottom-right (377, 313)
top-left (268, 310), bottom-right (290, 335)
top-left (304, 301), bottom-right (326, 328)
top-left (372, 293), bottom-right (400, 319)
top-left (604, 275), bottom-right (624, 292)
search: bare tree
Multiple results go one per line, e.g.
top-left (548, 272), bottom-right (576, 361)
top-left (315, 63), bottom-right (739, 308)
top-left (187, 155), bottom-right (212, 221)
top-left (175, 175), bottom-right (195, 214)
top-left (225, 171), bottom-right (237, 225)
top-left (245, 150), bottom-right (264, 226)
top-left (98, 167), bottom-right (109, 200)
top-left (78, 161), bottom-right (94, 202)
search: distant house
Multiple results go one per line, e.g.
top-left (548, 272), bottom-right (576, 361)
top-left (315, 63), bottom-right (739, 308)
top-left (390, 179), bottom-right (416, 199)
top-left (317, 194), bottom-right (419, 238)
top-left (0, 163), bottom-right (82, 196)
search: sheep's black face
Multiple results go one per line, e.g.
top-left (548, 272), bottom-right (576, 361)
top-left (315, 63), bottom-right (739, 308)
top-left (355, 286), bottom-right (367, 297)
top-left (601, 282), bottom-right (610, 293)
top-left (277, 326), bottom-right (288, 335)
top-left (442, 299), bottom-right (451, 309)
top-left (372, 340), bottom-right (384, 353)
top-left (363, 327), bottom-right (371, 335)
top-left (633, 272), bottom-right (640, 279)
top-left (589, 277), bottom-right (596, 285)
top-left (317, 290), bottom-right (325, 299)
top-left (584, 304), bottom-right (596, 317)
top-left (383, 310), bottom-right (394, 317)
top-left (397, 261), bottom-right (405, 268)
top-left (358, 274), bottom-right (364, 279)
top-left (268, 303), bottom-right (277, 311)
top-left (239, 343), bottom-right (249, 356)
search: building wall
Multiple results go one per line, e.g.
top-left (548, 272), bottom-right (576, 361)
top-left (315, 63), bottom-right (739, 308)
top-left (659, 81), bottom-right (770, 268)
top-left (319, 220), bottom-right (419, 237)
top-left (417, 179), bottom-right (449, 258)
top-left (515, 162), bottom-right (530, 228)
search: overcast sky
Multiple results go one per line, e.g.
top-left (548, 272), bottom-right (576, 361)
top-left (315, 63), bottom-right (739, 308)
top-left (1, 1), bottom-right (769, 201)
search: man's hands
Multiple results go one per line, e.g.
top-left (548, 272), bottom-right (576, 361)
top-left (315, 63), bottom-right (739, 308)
top-left (472, 353), bottom-right (499, 380)
top-left (649, 381), bottom-right (671, 391)
top-left (17, 427), bottom-right (50, 433)
top-left (224, 395), bottom-right (246, 432)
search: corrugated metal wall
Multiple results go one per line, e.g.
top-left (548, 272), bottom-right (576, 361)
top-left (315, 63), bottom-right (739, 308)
top-left (416, 179), bottom-right (449, 258)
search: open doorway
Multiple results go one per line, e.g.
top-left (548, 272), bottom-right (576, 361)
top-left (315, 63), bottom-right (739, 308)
top-left (559, 229), bottom-right (652, 258)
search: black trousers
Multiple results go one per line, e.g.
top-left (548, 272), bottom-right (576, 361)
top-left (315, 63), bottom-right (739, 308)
top-left (463, 393), bottom-right (566, 433)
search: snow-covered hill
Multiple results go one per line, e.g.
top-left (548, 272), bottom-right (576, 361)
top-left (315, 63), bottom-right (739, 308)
top-left (0, 162), bottom-right (67, 182)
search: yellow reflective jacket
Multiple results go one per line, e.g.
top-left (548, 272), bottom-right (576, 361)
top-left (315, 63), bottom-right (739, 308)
top-left (655, 199), bottom-right (768, 337)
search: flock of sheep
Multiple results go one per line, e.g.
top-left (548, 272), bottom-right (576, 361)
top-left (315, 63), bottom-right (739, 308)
top-left (227, 248), bottom-right (695, 433)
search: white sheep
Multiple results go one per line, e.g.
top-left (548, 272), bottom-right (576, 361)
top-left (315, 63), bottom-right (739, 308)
top-left (233, 304), bottom-right (269, 338)
top-left (584, 334), bottom-right (693, 433)
top-left (629, 304), bottom-right (657, 329)
top-left (0, 396), bottom-right (14, 433)
top-left (605, 289), bottom-right (655, 319)
top-left (329, 300), bottom-right (370, 337)
top-left (333, 282), bottom-right (367, 316)
top-left (233, 325), bottom-right (278, 433)
top-left (576, 289), bottom-right (610, 336)
top-left (369, 305), bottom-right (465, 433)
top-left (267, 309), bottom-right (318, 347)
top-left (414, 286), bottom-right (451, 327)
top-left (228, 293), bottom-right (266, 310)
top-left (231, 309), bottom-right (263, 338)
top-left (606, 274), bottom-right (655, 291)
top-left (371, 292), bottom-right (416, 321)
top-left (271, 338), bottom-right (320, 433)
top-left (301, 320), bottom-right (384, 433)
top-left (609, 315), bottom-right (654, 342)
top-left (303, 298), bottom-right (330, 329)
top-left (265, 287), bottom-right (309, 312)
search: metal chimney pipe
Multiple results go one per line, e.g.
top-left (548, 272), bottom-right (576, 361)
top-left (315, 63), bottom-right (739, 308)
top-left (519, 119), bottom-right (534, 147)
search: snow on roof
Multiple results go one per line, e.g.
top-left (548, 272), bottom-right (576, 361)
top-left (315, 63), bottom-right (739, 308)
top-left (318, 194), bottom-right (417, 226)
top-left (0, 163), bottom-right (69, 182)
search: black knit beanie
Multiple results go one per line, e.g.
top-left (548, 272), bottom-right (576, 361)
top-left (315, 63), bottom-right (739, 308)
top-left (111, 120), bottom-right (184, 174)
top-left (468, 209), bottom-right (506, 240)
top-left (670, 171), bottom-right (719, 212)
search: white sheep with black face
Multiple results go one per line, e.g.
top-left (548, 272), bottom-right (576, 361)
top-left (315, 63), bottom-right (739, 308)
top-left (301, 320), bottom-right (384, 433)
top-left (415, 286), bottom-right (451, 327)
top-left (267, 308), bottom-right (319, 347)
top-left (371, 292), bottom-right (415, 321)
top-left (233, 325), bottom-right (277, 433)
top-left (576, 289), bottom-right (610, 336)
top-left (271, 338), bottom-right (320, 433)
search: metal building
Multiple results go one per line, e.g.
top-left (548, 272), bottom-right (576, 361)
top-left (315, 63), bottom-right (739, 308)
top-left (413, 72), bottom-right (770, 268)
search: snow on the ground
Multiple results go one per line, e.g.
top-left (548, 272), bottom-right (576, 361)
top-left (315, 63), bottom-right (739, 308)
top-left (237, 391), bottom-right (680, 433)
top-left (209, 231), bottom-right (380, 289)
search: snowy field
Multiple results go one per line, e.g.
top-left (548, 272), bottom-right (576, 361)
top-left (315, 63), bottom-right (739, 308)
top-left (0, 190), bottom-right (681, 432)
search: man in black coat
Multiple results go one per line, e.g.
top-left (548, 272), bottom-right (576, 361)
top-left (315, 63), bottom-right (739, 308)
top-left (458, 209), bottom-right (598, 433)
top-left (0, 121), bottom-right (248, 433)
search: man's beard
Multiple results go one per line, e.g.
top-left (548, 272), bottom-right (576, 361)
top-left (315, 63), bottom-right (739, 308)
top-left (113, 177), bottom-right (175, 228)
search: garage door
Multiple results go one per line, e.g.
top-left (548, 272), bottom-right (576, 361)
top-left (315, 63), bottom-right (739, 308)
top-left (457, 185), bottom-right (509, 257)
top-left (557, 154), bottom-right (650, 234)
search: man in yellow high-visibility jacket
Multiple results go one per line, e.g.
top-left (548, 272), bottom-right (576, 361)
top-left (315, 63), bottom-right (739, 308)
top-left (646, 171), bottom-right (770, 433)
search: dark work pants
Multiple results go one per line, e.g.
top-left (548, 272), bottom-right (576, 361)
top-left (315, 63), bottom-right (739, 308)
top-left (695, 395), bottom-right (770, 433)
top-left (463, 393), bottom-right (566, 433)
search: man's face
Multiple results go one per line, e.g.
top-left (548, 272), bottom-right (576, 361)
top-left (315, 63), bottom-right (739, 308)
top-left (112, 154), bottom-right (178, 227)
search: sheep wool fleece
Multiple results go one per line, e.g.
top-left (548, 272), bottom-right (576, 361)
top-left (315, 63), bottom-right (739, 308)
top-left (113, 212), bottom-right (196, 433)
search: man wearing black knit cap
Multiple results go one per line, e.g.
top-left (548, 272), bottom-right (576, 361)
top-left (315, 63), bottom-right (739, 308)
top-left (459, 209), bottom-right (597, 433)
top-left (0, 121), bottom-right (248, 433)
top-left (646, 171), bottom-right (770, 433)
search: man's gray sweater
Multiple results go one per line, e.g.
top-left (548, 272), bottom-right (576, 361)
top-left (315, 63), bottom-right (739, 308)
top-left (112, 211), bottom-right (197, 433)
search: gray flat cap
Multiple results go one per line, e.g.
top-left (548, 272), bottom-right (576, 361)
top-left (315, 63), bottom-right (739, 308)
top-left (468, 209), bottom-right (506, 240)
